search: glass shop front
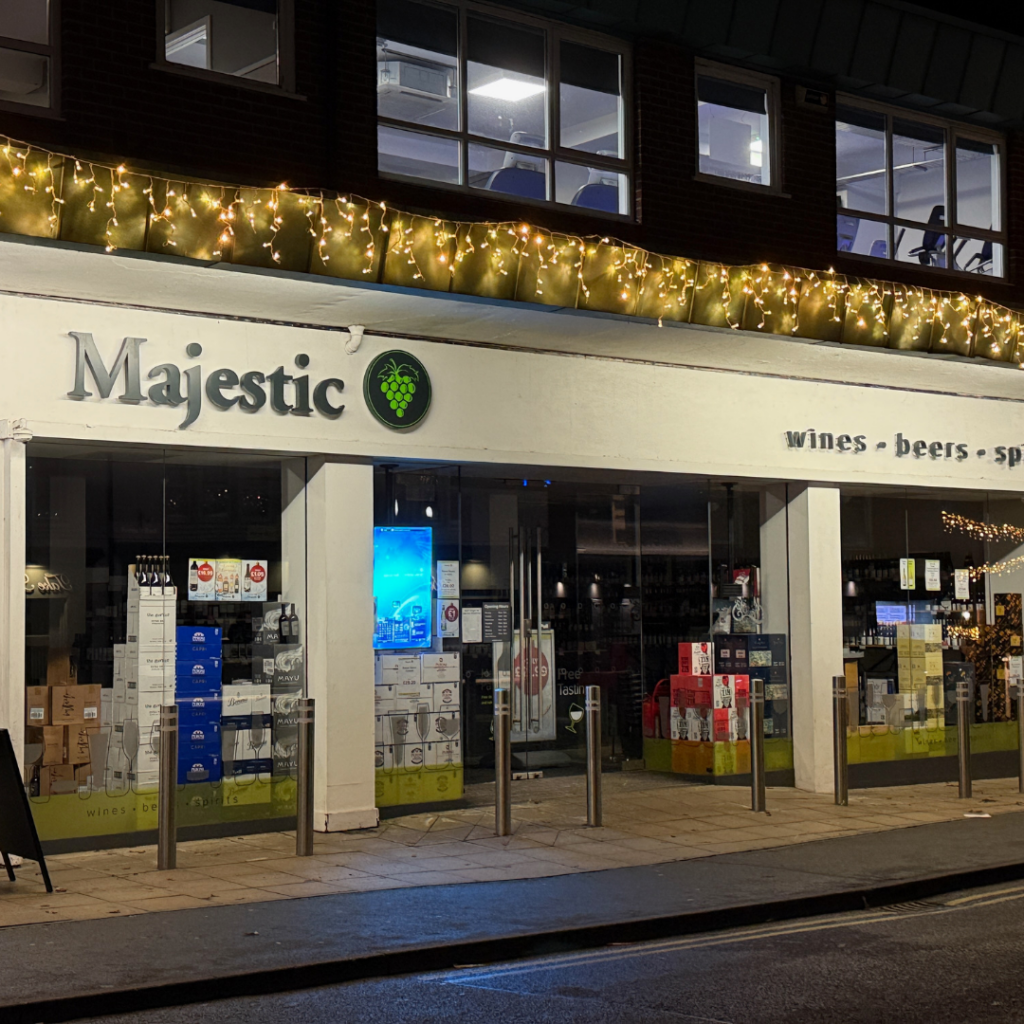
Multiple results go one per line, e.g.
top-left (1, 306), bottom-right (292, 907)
top-left (23, 442), bottom-right (308, 849)
top-left (371, 465), bottom-right (797, 811)
top-left (841, 486), bottom-right (1024, 785)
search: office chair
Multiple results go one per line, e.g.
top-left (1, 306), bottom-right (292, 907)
top-left (487, 131), bottom-right (546, 200)
top-left (907, 205), bottom-right (946, 267)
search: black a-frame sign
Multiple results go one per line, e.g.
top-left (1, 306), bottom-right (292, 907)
top-left (0, 729), bottom-right (52, 893)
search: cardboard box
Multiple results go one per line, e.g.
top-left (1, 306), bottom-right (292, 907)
top-left (176, 694), bottom-right (222, 731)
top-left (50, 684), bottom-right (101, 726)
top-left (714, 637), bottom-right (749, 673)
top-left (40, 764), bottom-right (77, 795)
top-left (67, 724), bottom-right (99, 764)
top-left (25, 686), bottom-right (49, 725)
top-left (380, 655), bottom-right (422, 686)
top-left (251, 644), bottom-right (303, 691)
top-left (421, 652), bottom-right (460, 683)
top-left (178, 751), bottom-right (222, 784)
top-left (671, 674), bottom-right (713, 708)
top-left (177, 625), bottom-right (222, 647)
top-left (26, 725), bottom-right (65, 766)
top-left (677, 642), bottom-right (713, 676)
top-left (177, 657), bottom-right (223, 686)
top-left (255, 603), bottom-right (282, 644)
top-left (374, 683), bottom-right (397, 715)
top-left (221, 683), bottom-right (271, 719)
top-left (433, 681), bottom-right (460, 714)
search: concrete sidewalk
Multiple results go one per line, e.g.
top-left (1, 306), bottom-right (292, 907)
top-left (4, 808), bottom-right (1024, 1024)
top-left (2, 773), bottom-right (1023, 928)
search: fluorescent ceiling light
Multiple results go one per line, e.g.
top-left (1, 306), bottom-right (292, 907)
top-left (470, 77), bottom-right (545, 102)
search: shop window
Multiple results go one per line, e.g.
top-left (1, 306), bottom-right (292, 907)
top-left (370, 468), bottom-right (793, 814)
top-left (835, 100), bottom-right (1004, 277)
top-left (696, 63), bottom-right (776, 190)
top-left (0, 0), bottom-right (53, 110)
top-left (840, 490), bottom-right (1024, 782)
top-left (162, 0), bottom-right (285, 87)
top-left (376, 0), bottom-right (631, 216)
top-left (23, 444), bottom-right (307, 844)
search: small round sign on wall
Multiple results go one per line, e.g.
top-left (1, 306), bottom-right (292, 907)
top-left (363, 350), bottom-right (432, 429)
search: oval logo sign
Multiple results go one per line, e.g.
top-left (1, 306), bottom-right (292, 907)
top-left (364, 351), bottom-right (431, 429)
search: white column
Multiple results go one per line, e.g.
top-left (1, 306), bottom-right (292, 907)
top-left (759, 484), bottom-right (790, 637)
top-left (305, 458), bottom-right (378, 832)
top-left (787, 484), bottom-right (844, 793)
top-left (0, 421), bottom-right (29, 767)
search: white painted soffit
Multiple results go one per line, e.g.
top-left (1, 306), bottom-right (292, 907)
top-left (1, 235), bottom-right (1022, 404)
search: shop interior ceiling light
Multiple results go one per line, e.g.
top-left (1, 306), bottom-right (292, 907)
top-left (469, 77), bottom-right (545, 101)
top-left (0, 132), bottom-right (1021, 364)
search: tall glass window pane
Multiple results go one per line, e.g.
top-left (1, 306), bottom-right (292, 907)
top-left (697, 75), bottom-right (770, 186)
top-left (467, 16), bottom-right (546, 148)
top-left (376, 0), bottom-right (459, 133)
top-left (894, 224), bottom-right (948, 268)
top-left (378, 124), bottom-right (460, 184)
top-left (165, 0), bottom-right (278, 84)
top-left (5, 0), bottom-right (48, 44)
top-left (837, 213), bottom-right (888, 258)
top-left (952, 237), bottom-right (1001, 276)
top-left (0, 45), bottom-right (48, 106)
top-left (469, 142), bottom-right (547, 200)
top-left (836, 105), bottom-right (886, 216)
top-left (892, 119), bottom-right (945, 228)
top-left (956, 138), bottom-right (1000, 232)
top-left (559, 41), bottom-right (621, 158)
top-left (555, 161), bottom-right (626, 213)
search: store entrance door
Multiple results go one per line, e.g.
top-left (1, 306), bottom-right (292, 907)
top-left (462, 479), bottom-right (644, 779)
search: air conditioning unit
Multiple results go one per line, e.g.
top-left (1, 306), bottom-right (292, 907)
top-left (377, 59), bottom-right (452, 103)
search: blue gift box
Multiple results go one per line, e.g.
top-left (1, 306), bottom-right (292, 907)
top-left (176, 695), bottom-right (222, 730)
top-left (178, 751), bottom-right (221, 784)
top-left (176, 658), bottom-right (223, 685)
top-left (177, 626), bottom-right (222, 646)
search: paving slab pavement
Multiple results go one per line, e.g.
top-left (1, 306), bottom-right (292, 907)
top-left (3, 807), bottom-right (1024, 1023)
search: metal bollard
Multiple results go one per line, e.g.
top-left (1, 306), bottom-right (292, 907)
top-left (296, 698), bottom-right (315, 857)
top-left (494, 687), bottom-right (512, 836)
top-left (585, 685), bottom-right (603, 827)
top-left (833, 676), bottom-right (849, 807)
top-left (750, 678), bottom-right (766, 813)
top-left (157, 705), bottom-right (178, 871)
top-left (956, 680), bottom-right (972, 799)
top-left (1016, 682), bottom-right (1024, 797)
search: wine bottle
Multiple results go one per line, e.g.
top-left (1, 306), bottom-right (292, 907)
top-left (280, 603), bottom-right (292, 639)
top-left (189, 560), bottom-right (199, 593)
top-left (289, 603), bottom-right (301, 643)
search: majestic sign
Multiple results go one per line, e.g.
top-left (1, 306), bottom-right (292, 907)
top-left (363, 351), bottom-right (431, 430)
top-left (785, 429), bottom-right (1024, 468)
top-left (67, 333), bottom-right (345, 430)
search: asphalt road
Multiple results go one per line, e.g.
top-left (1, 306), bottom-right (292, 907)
top-left (81, 881), bottom-right (1024, 1024)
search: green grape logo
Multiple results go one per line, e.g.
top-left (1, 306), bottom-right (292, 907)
top-left (363, 350), bottom-right (432, 429)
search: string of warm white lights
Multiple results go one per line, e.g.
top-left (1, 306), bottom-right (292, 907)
top-left (0, 131), bottom-right (1022, 361)
top-left (941, 511), bottom-right (1024, 545)
top-left (947, 625), bottom-right (980, 642)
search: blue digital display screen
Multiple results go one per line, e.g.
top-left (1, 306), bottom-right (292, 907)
top-left (373, 527), bottom-right (432, 649)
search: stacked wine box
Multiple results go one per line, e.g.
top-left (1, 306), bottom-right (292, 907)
top-left (176, 626), bottom-right (223, 783)
top-left (105, 565), bottom-right (177, 791)
top-left (373, 651), bottom-right (462, 806)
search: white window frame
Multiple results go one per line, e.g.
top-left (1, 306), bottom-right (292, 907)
top-left (0, 0), bottom-right (59, 117)
top-left (375, 0), bottom-right (634, 220)
top-left (835, 95), bottom-right (1007, 281)
top-left (694, 59), bottom-right (782, 195)
top-left (153, 0), bottom-right (297, 96)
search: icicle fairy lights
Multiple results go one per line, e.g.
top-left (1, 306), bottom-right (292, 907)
top-left (941, 512), bottom-right (1024, 546)
top-left (0, 131), bottom-right (1021, 361)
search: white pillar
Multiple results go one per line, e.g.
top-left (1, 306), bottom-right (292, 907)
top-left (787, 484), bottom-right (844, 793)
top-left (759, 484), bottom-right (790, 638)
top-left (0, 421), bottom-right (28, 768)
top-left (305, 459), bottom-right (378, 832)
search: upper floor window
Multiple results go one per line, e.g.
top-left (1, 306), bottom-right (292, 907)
top-left (0, 0), bottom-right (53, 110)
top-left (836, 101), bottom-right (1004, 277)
top-left (162, 0), bottom-right (283, 86)
top-left (696, 62), bottom-right (777, 190)
top-left (376, 0), bottom-right (631, 216)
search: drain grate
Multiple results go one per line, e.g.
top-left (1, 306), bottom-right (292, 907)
top-left (877, 900), bottom-right (943, 915)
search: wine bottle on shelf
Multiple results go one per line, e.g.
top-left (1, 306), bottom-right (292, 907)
top-left (280, 603), bottom-right (292, 639)
top-left (289, 603), bottom-right (301, 643)
top-left (163, 556), bottom-right (173, 589)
